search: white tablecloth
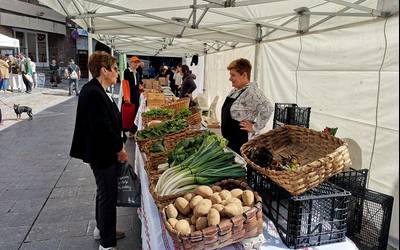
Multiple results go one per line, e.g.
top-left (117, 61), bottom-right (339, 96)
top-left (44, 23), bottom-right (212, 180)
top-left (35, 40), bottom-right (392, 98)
top-left (133, 94), bottom-right (358, 250)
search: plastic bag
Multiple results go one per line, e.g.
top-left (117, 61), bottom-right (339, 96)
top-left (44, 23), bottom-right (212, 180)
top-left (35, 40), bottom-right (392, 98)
top-left (117, 162), bottom-right (141, 207)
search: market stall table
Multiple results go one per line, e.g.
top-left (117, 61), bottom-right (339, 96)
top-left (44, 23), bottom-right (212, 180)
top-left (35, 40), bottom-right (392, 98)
top-left (133, 95), bottom-right (358, 250)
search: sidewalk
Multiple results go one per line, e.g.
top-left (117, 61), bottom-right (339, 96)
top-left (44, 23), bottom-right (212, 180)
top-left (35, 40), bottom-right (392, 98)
top-left (0, 80), bottom-right (75, 132)
top-left (0, 83), bottom-right (141, 249)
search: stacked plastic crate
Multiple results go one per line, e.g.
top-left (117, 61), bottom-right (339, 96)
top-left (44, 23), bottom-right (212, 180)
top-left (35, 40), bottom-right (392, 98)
top-left (273, 103), bottom-right (311, 129)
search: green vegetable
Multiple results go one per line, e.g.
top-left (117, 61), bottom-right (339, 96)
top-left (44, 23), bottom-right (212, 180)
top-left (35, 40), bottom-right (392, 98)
top-left (142, 108), bottom-right (174, 118)
top-left (175, 108), bottom-right (192, 120)
top-left (137, 118), bottom-right (188, 140)
top-left (156, 135), bottom-right (246, 196)
top-left (149, 140), bottom-right (165, 153)
top-left (168, 131), bottom-right (212, 166)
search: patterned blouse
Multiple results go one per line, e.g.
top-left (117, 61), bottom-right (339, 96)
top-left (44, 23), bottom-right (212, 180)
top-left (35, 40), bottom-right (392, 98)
top-left (228, 82), bottom-right (273, 134)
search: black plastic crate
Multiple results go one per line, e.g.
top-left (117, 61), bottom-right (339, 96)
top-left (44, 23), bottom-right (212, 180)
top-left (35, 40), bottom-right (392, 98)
top-left (247, 167), bottom-right (350, 249)
top-left (329, 168), bottom-right (369, 237)
top-left (273, 103), bottom-right (311, 129)
top-left (350, 189), bottom-right (394, 250)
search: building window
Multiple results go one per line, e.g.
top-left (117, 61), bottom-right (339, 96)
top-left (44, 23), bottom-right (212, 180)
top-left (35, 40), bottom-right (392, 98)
top-left (13, 29), bottom-right (49, 66)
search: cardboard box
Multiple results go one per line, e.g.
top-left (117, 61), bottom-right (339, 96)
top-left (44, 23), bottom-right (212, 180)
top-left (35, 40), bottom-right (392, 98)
top-left (158, 77), bottom-right (167, 86)
top-left (147, 92), bottom-right (165, 108)
top-left (143, 79), bottom-right (153, 89)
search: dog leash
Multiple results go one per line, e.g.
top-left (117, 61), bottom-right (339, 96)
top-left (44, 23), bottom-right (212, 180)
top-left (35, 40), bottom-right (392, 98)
top-left (0, 99), bottom-right (14, 110)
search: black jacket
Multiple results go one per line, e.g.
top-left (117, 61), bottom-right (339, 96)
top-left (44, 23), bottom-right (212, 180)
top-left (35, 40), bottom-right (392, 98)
top-left (123, 68), bottom-right (141, 105)
top-left (70, 78), bottom-right (124, 168)
top-left (179, 74), bottom-right (197, 99)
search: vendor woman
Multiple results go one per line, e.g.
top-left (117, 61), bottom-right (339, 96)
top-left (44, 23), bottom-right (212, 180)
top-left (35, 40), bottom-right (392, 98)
top-left (221, 58), bottom-right (273, 154)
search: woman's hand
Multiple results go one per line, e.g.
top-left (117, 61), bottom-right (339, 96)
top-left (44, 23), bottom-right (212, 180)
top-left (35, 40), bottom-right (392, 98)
top-left (117, 147), bottom-right (128, 162)
top-left (239, 120), bottom-right (255, 132)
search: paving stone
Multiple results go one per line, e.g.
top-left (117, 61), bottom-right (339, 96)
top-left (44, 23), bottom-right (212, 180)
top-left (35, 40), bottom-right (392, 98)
top-left (9, 199), bottom-right (45, 213)
top-left (0, 211), bottom-right (38, 227)
top-left (59, 236), bottom-right (98, 250)
top-left (0, 226), bottom-right (30, 244)
top-left (0, 242), bottom-right (20, 250)
top-left (49, 187), bottom-right (79, 199)
top-left (26, 221), bottom-right (88, 241)
top-left (0, 188), bottom-right (50, 201)
top-left (35, 207), bottom-right (71, 224)
top-left (69, 205), bottom-right (95, 222)
top-left (20, 239), bottom-right (61, 250)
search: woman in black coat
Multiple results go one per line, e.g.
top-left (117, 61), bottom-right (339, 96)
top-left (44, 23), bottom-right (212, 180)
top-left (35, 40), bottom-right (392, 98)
top-left (70, 51), bottom-right (127, 250)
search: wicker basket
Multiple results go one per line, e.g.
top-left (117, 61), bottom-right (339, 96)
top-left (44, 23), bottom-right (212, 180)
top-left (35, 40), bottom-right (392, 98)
top-left (186, 111), bottom-right (202, 128)
top-left (160, 98), bottom-right (190, 113)
top-left (240, 125), bottom-right (352, 195)
top-left (136, 127), bottom-right (188, 153)
top-left (163, 129), bottom-right (202, 152)
top-left (160, 179), bottom-right (263, 250)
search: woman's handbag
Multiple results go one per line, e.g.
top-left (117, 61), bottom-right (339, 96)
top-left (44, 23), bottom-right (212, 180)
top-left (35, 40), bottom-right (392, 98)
top-left (121, 103), bottom-right (136, 130)
top-left (117, 162), bottom-right (141, 207)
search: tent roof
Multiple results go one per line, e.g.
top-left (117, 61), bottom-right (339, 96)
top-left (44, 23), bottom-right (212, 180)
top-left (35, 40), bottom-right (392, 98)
top-left (0, 33), bottom-right (20, 48)
top-left (38, 0), bottom-right (398, 56)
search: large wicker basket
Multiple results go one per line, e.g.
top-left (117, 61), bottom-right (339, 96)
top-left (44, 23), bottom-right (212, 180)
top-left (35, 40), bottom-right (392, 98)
top-left (164, 129), bottom-right (203, 152)
top-left (240, 125), bottom-right (352, 195)
top-left (136, 127), bottom-right (189, 153)
top-left (160, 98), bottom-right (190, 113)
top-left (186, 108), bottom-right (202, 128)
top-left (160, 179), bottom-right (263, 250)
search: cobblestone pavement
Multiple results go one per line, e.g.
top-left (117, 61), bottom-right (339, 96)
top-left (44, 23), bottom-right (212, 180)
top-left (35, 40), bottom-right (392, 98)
top-left (0, 80), bottom-right (141, 250)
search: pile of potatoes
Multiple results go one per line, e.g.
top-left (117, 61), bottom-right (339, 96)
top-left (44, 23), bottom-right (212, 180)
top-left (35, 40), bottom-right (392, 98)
top-left (164, 185), bottom-right (256, 235)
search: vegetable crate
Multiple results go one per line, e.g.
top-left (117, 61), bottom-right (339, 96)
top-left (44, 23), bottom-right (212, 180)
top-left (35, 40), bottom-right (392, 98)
top-left (247, 167), bottom-right (350, 249)
top-left (273, 103), bottom-right (311, 129)
top-left (346, 189), bottom-right (394, 250)
top-left (329, 168), bottom-right (369, 237)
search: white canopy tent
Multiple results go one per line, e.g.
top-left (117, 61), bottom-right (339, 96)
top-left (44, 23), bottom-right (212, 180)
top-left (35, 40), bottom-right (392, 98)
top-left (39, 0), bottom-right (399, 248)
top-left (0, 33), bottom-right (20, 48)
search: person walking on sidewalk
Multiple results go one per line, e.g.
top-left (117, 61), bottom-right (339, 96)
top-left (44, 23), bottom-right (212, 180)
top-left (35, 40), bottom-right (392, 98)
top-left (70, 51), bottom-right (127, 250)
top-left (0, 55), bottom-right (10, 93)
top-left (18, 53), bottom-right (33, 93)
top-left (66, 59), bottom-right (81, 96)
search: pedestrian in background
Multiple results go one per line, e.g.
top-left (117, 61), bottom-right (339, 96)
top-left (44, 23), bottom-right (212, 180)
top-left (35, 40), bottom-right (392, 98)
top-left (66, 59), bottom-right (81, 96)
top-left (49, 59), bottom-right (60, 87)
top-left (70, 51), bottom-right (127, 250)
top-left (179, 65), bottom-right (197, 100)
top-left (173, 64), bottom-right (183, 96)
top-left (18, 53), bottom-right (32, 94)
top-left (8, 55), bottom-right (20, 92)
top-left (0, 55), bottom-right (10, 93)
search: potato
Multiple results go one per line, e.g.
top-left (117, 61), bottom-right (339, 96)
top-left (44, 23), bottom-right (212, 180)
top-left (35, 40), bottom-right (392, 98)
top-left (194, 186), bottom-right (213, 198)
top-left (228, 197), bottom-right (242, 205)
top-left (190, 225), bottom-right (196, 233)
top-left (193, 199), bottom-right (212, 217)
top-left (223, 203), bottom-right (243, 217)
top-left (190, 214), bottom-right (198, 225)
top-left (184, 192), bottom-right (195, 202)
top-left (243, 206), bottom-right (251, 213)
top-left (211, 185), bottom-right (222, 192)
top-left (242, 190), bottom-right (255, 207)
top-left (166, 204), bottom-right (178, 219)
top-left (190, 195), bottom-right (204, 209)
top-left (195, 216), bottom-right (208, 230)
top-left (230, 189), bottom-right (243, 199)
top-left (219, 190), bottom-right (232, 200)
top-left (207, 208), bottom-right (220, 226)
top-left (174, 197), bottom-right (191, 215)
top-left (168, 218), bottom-right (178, 228)
top-left (210, 193), bottom-right (222, 204)
top-left (175, 220), bottom-right (191, 234)
top-left (212, 204), bottom-right (224, 213)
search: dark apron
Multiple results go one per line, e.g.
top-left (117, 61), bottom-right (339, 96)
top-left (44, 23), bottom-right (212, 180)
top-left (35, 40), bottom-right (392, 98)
top-left (221, 89), bottom-right (248, 154)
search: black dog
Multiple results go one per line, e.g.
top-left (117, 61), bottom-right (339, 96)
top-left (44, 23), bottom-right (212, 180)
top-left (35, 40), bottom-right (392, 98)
top-left (13, 104), bottom-right (33, 120)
